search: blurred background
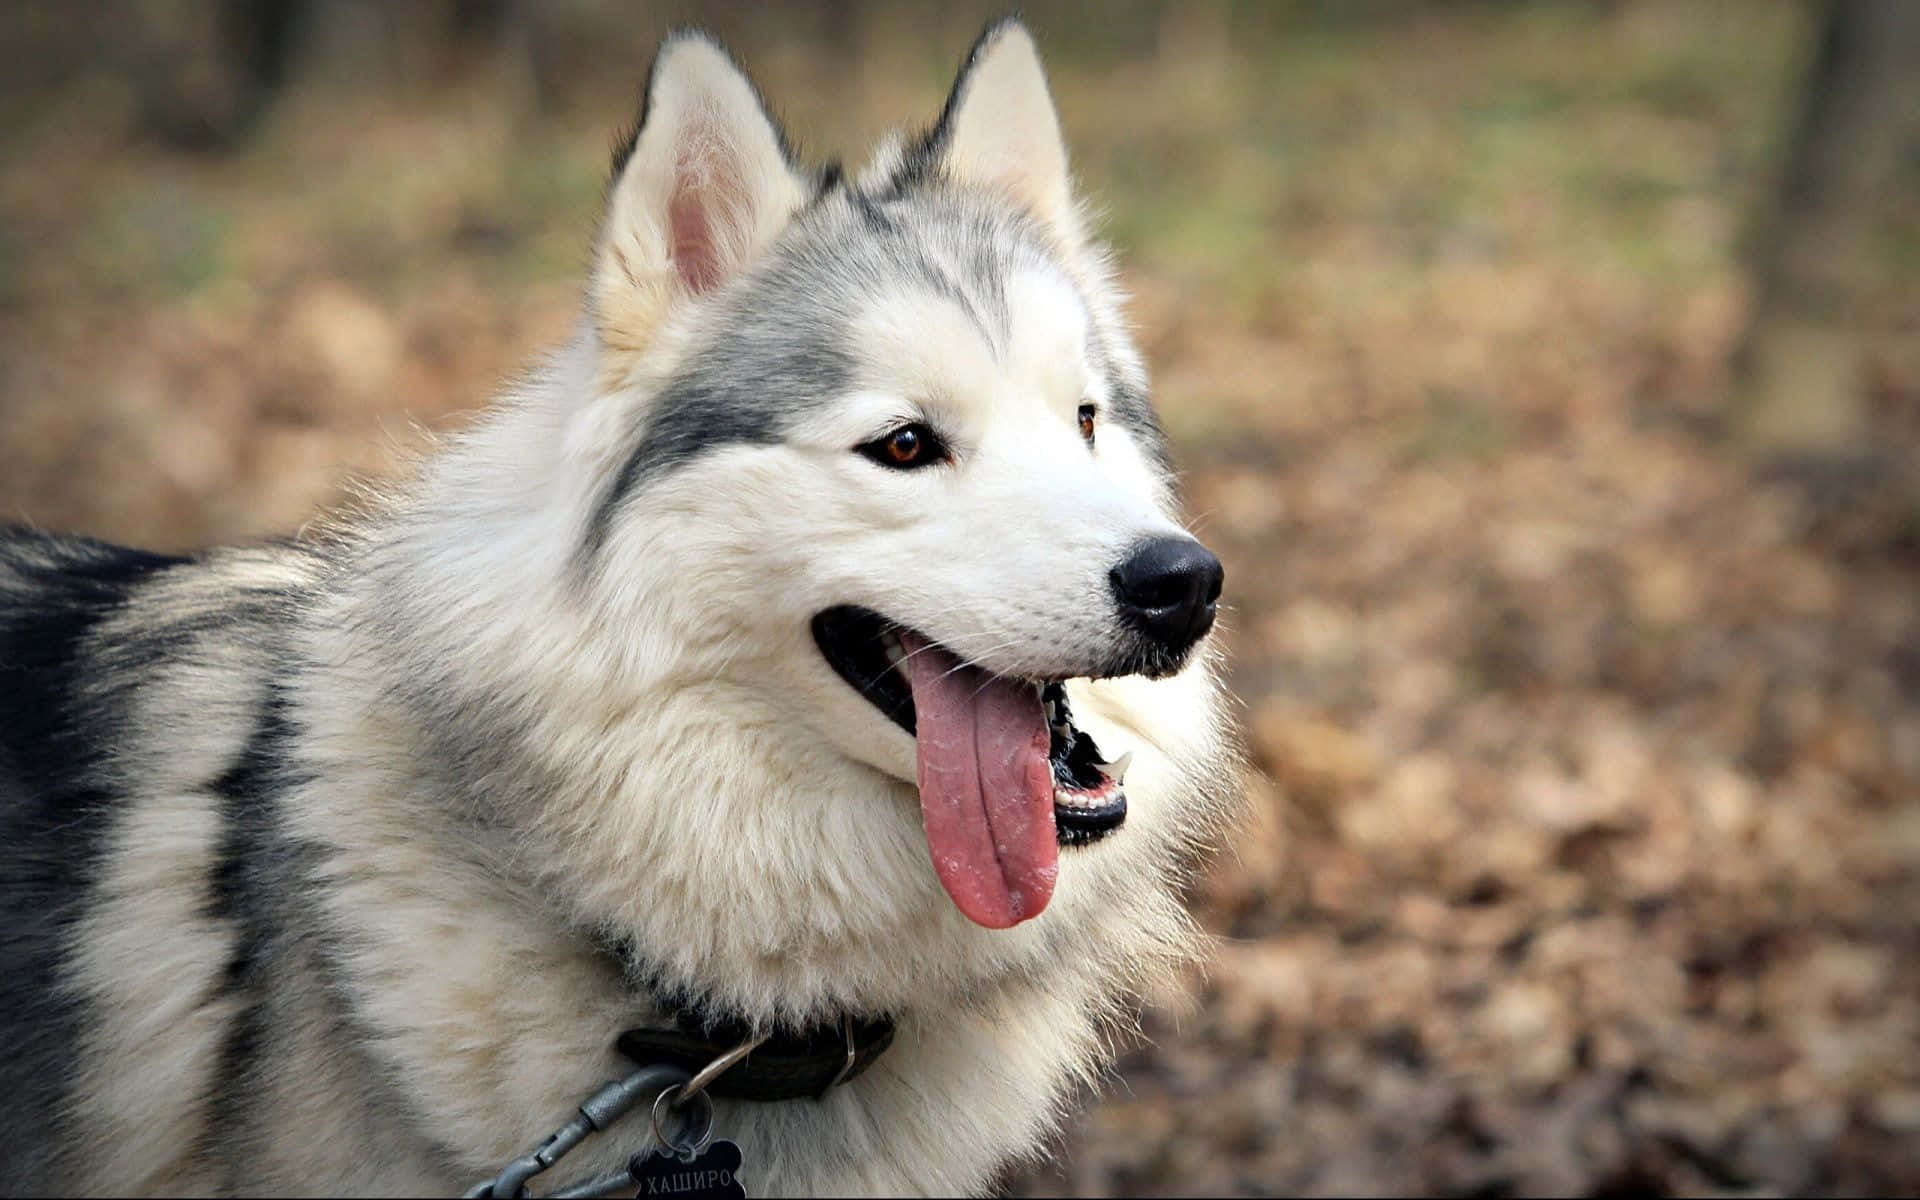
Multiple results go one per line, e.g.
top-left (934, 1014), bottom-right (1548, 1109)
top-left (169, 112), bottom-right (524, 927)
top-left (2, 1), bottom-right (1917, 1194)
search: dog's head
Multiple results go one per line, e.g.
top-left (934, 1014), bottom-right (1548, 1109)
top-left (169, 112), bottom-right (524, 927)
top-left (448, 20), bottom-right (1237, 1006)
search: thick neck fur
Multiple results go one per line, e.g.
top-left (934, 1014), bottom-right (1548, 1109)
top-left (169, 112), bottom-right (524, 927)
top-left (265, 324), bottom-right (1234, 1193)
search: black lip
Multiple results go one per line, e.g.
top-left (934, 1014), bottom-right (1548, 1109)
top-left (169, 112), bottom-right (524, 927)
top-left (1054, 795), bottom-right (1127, 845)
top-left (1048, 684), bottom-right (1128, 845)
top-left (811, 606), bottom-right (915, 734)
top-left (810, 606), bottom-right (1127, 847)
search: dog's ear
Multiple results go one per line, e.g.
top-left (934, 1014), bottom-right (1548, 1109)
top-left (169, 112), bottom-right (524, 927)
top-left (925, 18), bottom-right (1082, 248)
top-left (593, 33), bottom-right (810, 355)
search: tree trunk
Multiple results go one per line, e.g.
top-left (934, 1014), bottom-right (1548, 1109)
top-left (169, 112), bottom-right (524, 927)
top-left (1734, 0), bottom-right (1920, 454)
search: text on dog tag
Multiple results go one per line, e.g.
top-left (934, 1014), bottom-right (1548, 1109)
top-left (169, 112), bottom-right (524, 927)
top-left (629, 1139), bottom-right (746, 1199)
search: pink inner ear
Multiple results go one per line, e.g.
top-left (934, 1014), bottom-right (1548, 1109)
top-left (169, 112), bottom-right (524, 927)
top-left (668, 130), bottom-right (739, 295)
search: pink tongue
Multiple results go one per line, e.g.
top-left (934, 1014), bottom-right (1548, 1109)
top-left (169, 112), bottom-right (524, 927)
top-left (900, 633), bottom-right (1058, 929)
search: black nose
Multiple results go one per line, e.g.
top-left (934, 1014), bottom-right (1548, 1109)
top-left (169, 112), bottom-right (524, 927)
top-left (1109, 536), bottom-right (1224, 653)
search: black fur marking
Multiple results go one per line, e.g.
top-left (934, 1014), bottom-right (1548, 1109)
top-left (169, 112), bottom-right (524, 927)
top-left (814, 160), bottom-right (846, 201)
top-left (0, 528), bottom-right (188, 1191)
top-left (851, 187), bottom-right (896, 236)
top-left (204, 680), bottom-right (305, 1160)
top-left (585, 309), bottom-right (854, 555)
top-left (1106, 375), bottom-right (1176, 481)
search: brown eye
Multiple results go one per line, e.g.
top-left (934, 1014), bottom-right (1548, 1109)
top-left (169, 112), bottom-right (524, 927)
top-left (887, 427), bottom-right (921, 463)
top-left (1078, 404), bottom-right (1097, 444)
top-left (858, 422), bottom-right (947, 470)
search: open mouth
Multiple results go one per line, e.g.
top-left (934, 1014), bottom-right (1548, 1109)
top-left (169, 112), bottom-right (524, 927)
top-left (812, 605), bottom-right (1132, 930)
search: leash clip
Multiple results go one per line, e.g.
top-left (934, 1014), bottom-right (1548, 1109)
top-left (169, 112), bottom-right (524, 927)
top-left (462, 1063), bottom-right (688, 1199)
top-left (463, 1034), bottom-right (767, 1198)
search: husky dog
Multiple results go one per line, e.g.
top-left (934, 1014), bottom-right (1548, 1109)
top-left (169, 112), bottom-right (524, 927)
top-left (0, 18), bottom-right (1240, 1197)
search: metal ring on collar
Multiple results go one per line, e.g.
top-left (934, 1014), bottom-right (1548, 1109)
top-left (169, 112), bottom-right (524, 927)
top-left (673, 1032), bottom-right (770, 1106)
top-left (822, 1016), bottom-right (859, 1094)
top-left (651, 1084), bottom-right (716, 1159)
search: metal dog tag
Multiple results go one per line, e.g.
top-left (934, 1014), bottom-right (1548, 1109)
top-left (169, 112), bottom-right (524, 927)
top-left (628, 1140), bottom-right (746, 1199)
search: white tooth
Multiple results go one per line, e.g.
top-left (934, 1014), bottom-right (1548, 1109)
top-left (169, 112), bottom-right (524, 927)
top-left (882, 632), bottom-right (905, 671)
top-left (1107, 751), bottom-right (1133, 784)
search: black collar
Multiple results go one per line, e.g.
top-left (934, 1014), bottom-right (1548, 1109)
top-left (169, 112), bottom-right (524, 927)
top-left (615, 1016), bottom-right (894, 1102)
top-left (604, 936), bottom-right (895, 1102)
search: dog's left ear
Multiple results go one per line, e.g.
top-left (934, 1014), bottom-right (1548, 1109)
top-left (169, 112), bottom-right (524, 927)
top-left (927, 18), bottom-right (1083, 249)
top-left (593, 33), bottom-right (811, 356)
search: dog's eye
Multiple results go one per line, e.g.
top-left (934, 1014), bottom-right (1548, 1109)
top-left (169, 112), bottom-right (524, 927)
top-left (858, 423), bottom-right (947, 470)
top-left (1078, 404), bottom-right (1097, 445)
